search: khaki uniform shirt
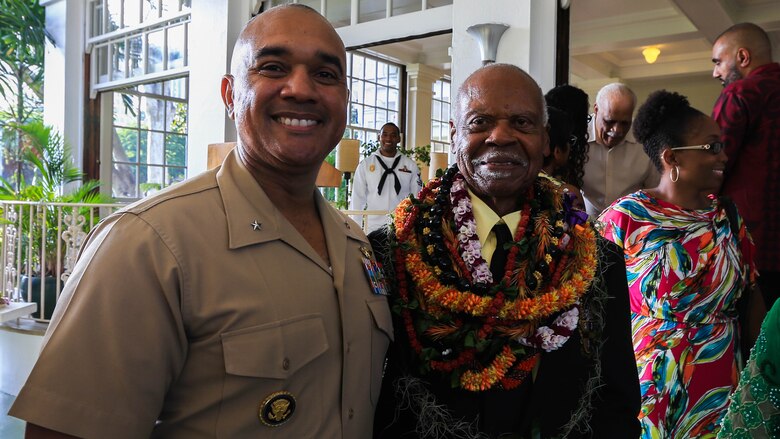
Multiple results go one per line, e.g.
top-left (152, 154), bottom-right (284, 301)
top-left (10, 150), bottom-right (393, 438)
top-left (583, 119), bottom-right (660, 217)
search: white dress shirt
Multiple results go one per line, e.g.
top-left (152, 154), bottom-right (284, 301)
top-left (582, 117), bottom-right (660, 217)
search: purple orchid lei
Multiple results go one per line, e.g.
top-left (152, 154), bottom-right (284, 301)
top-left (449, 173), bottom-right (493, 284)
top-left (448, 171), bottom-right (582, 352)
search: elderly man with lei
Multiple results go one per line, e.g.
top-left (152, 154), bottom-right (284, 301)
top-left (371, 63), bottom-right (640, 439)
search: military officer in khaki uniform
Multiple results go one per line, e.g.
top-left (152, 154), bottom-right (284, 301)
top-left (10, 5), bottom-right (393, 438)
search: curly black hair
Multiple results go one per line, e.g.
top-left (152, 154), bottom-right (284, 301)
top-left (545, 85), bottom-right (590, 188)
top-left (633, 90), bottom-right (705, 172)
top-left (543, 106), bottom-right (574, 177)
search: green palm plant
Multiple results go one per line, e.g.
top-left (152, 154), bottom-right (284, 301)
top-left (0, 121), bottom-right (107, 277)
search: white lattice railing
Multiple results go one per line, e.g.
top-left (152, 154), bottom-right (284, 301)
top-left (0, 202), bottom-right (388, 323)
top-left (0, 200), bottom-right (127, 322)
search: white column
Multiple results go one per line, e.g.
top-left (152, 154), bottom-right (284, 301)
top-left (451, 0), bottom-right (558, 95)
top-left (405, 64), bottom-right (442, 149)
top-left (41, 0), bottom-right (87, 172)
top-left (405, 64), bottom-right (443, 182)
top-left (187, 0), bottom-right (256, 174)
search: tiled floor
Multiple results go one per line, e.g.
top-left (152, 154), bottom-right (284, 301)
top-left (0, 392), bottom-right (24, 438)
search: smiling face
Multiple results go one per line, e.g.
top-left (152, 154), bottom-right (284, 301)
top-left (594, 93), bottom-right (634, 149)
top-left (711, 38), bottom-right (743, 86)
top-left (673, 115), bottom-right (727, 194)
top-left (450, 66), bottom-right (549, 214)
top-left (378, 123), bottom-right (400, 157)
top-left (222, 6), bottom-right (348, 175)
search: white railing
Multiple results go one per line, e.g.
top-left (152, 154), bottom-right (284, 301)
top-left (0, 200), bottom-right (127, 322)
top-left (0, 202), bottom-right (389, 323)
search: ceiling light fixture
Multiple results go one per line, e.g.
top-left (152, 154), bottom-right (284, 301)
top-left (642, 47), bottom-right (661, 64)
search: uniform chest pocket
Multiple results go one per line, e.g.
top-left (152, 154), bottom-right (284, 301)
top-left (221, 314), bottom-right (329, 379)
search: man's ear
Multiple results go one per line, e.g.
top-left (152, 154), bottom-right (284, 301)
top-left (593, 102), bottom-right (599, 114)
top-left (737, 47), bottom-right (751, 67)
top-left (449, 120), bottom-right (457, 154)
top-left (221, 75), bottom-right (236, 120)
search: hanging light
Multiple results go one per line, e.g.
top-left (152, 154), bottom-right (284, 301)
top-left (642, 47), bottom-right (661, 64)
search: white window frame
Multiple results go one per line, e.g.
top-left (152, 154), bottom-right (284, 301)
top-left (430, 78), bottom-right (450, 153)
top-left (99, 77), bottom-right (189, 202)
top-left (86, 0), bottom-right (191, 98)
top-left (345, 51), bottom-right (403, 150)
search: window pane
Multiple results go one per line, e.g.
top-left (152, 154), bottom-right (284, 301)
top-left (147, 30), bottom-right (164, 74)
top-left (359, 0), bottom-right (385, 23)
top-left (432, 100), bottom-right (441, 120)
top-left (164, 77), bottom-right (187, 99)
top-left (392, 0), bottom-right (422, 16)
top-left (124, 0), bottom-right (140, 27)
top-left (91, 1), bottom-right (105, 37)
top-left (181, 0), bottom-right (191, 10)
top-left (377, 63), bottom-right (388, 85)
top-left (325, 0), bottom-right (349, 27)
top-left (128, 36), bottom-right (144, 77)
top-left (351, 104), bottom-right (363, 125)
top-left (114, 127), bottom-right (139, 163)
top-left (376, 109), bottom-right (387, 128)
top-left (166, 167), bottom-right (186, 186)
top-left (165, 134), bottom-right (187, 166)
top-left (376, 85), bottom-right (388, 108)
top-left (442, 81), bottom-right (450, 100)
top-left (113, 164), bottom-right (138, 198)
top-left (167, 24), bottom-right (186, 69)
top-left (145, 165), bottom-right (165, 186)
top-left (365, 58), bottom-right (376, 81)
top-left (145, 131), bottom-right (166, 165)
top-left (388, 88), bottom-right (398, 109)
top-left (107, 0), bottom-right (122, 31)
top-left (352, 55), bottom-right (364, 79)
top-left (161, 0), bottom-right (180, 15)
top-left (350, 79), bottom-right (363, 103)
top-left (388, 111), bottom-right (398, 125)
top-left (364, 107), bottom-right (375, 130)
top-left (364, 82), bottom-right (376, 106)
top-left (168, 102), bottom-right (187, 133)
top-left (111, 41), bottom-right (126, 80)
top-left (388, 66), bottom-right (400, 88)
top-left (143, 0), bottom-right (157, 21)
top-left (113, 93), bottom-right (139, 128)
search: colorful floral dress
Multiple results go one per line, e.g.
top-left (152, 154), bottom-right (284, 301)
top-left (599, 191), bottom-right (756, 439)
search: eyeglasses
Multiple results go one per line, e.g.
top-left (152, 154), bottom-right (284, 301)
top-left (670, 141), bottom-right (725, 155)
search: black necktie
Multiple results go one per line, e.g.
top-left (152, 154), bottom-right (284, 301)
top-left (490, 222), bottom-right (513, 283)
top-left (376, 155), bottom-right (402, 196)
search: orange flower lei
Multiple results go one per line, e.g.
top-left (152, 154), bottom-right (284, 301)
top-left (390, 169), bottom-right (598, 392)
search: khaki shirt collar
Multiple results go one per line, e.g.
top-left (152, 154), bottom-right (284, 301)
top-left (216, 149), bottom-right (366, 251)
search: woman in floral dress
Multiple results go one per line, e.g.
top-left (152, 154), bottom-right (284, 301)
top-left (599, 90), bottom-right (764, 438)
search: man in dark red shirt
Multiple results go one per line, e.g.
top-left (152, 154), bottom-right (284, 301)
top-left (712, 22), bottom-right (780, 308)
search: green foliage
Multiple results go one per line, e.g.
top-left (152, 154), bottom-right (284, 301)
top-left (0, 122), bottom-right (110, 276)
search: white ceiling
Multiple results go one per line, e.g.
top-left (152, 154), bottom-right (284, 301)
top-left (362, 0), bottom-right (780, 83)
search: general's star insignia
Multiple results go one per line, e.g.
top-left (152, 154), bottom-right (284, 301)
top-left (251, 220), bottom-right (262, 231)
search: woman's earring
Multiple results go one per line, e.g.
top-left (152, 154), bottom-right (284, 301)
top-left (669, 165), bottom-right (679, 183)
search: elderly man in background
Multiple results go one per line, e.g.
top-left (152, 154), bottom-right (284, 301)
top-left (582, 83), bottom-right (659, 217)
top-left (712, 22), bottom-right (780, 309)
top-left (10, 5), bottom-right (392, 438)
top-left (372, 63), bottom-right (640, 439)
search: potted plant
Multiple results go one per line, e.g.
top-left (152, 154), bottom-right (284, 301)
top-left (0, 121), bottom-right (108, 318)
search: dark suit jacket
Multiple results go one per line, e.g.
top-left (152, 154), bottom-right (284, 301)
top-left (371, 229), bottom-right (640, 439)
